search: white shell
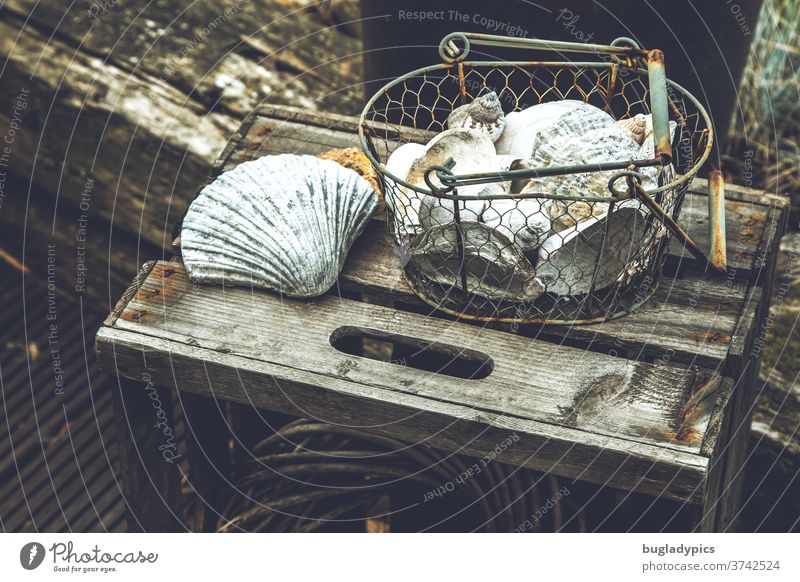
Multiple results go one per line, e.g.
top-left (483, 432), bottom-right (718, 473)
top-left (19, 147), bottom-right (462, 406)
top-left (407, 128), bottom-right (498, 189)
top-left (639, 119), bottom-right (678, 189)
top-left (408, 129), bottom-right (499, 229)
top-left (181, 154), bottom-right (377, 298)
top-left (447, 92), bottom-right (506, 142)
top-left (384, 142), bottom-right (427, 235)
top-left (419, 190), bottom-right (488, 230)
top-left (495, 100), bottom-right (586, 158)
top-left (523, 103), bottom-right (648, 230)
top-left (536, 206), bottom-right (647, 296)
top-left (493, 155), bottom-right (530, 194)
top-left (410, 222), bottom-right (544, 301)
top-left (481, 197), bottom-right (552, 255)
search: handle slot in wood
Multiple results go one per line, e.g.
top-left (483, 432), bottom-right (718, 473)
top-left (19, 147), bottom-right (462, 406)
top-left (330, 326), bottom-right (493, 380)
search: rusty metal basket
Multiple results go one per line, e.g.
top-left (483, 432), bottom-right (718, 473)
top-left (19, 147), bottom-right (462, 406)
top-left (358, 32), bottom-right (719, 324)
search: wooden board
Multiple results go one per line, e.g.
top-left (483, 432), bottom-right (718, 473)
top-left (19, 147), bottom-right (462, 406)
top-left (342, 222), bottom-right (747, 371)
top-left (97, 260), bottom-right (724, 502)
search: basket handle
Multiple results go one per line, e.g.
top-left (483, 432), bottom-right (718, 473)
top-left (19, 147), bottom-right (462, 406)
top-left (438, 32), bottom-right (646, 64)
top-left (438, 32), bottom-right (674, 165)
top-left (426, 157), bottom-right (662, 200)
top-left (646, 49), bottom-right (673, 164)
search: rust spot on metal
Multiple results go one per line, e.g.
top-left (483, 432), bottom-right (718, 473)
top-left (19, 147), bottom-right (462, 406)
top-left (646, 49), bottom-right (672, 164)
top-left (647, 48), bottom-right (665, 65)
top-left (604, 63), bottom-right (619, 114)
top-left (457, 62), bottom-right (467, 104)
top-left (708, 170), bottom-right (728, 271)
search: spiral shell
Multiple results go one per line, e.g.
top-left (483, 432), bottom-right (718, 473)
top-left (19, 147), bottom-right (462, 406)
top-left (447, 91), bottom-right (506, 142)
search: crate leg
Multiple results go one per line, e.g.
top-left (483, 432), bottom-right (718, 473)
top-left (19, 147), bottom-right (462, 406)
top-left (182, 393), bottom-right (231, 532)
top-left (112, 375), bottom-right (183, 532)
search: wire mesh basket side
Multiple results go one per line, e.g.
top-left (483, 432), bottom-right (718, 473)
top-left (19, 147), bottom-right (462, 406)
top-left (361, 61), bottom-right (711, 324)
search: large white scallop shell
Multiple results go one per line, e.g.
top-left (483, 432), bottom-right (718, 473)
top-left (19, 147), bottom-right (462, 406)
top-left (447, 91), bottom-right (506, 142)
top-left (521, 102), bottom-right (654, 231)
top-left (180, 154), bottom-right (377, 298)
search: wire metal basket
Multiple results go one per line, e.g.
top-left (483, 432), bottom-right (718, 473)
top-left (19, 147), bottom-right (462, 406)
top-left (359, 32), bottom-right (717, 324)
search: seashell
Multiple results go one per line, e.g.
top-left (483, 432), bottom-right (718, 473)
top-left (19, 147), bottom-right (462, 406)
top-left (407, 128), bottom-right (497, 188)
top-left (181, 154), bottom-right (377, 298)
top-left (536, 206), bottom-right (647, 296)
top-left (319, 147), bottom-right (382, 198)
top-left (541, 196), bottom-right (607, 233)
top-left (522, 103), bottom-right (646, 229)
top-left (618, 114), bottom-right (649, 145)
top-left (447, 91), bottom-right (506, 142)
top-left (408, 129), bottom-right (499, 229)
top-left (384, 142), bottom-right (427, 235)
top-left (419, 188), bottom-right (489, 230)
top-left (495, 100), bottom-right (586, 158)
top-left (410, 221), bottom-right (544, 301)
top-left (481, 196), bottom-right (552, 255)
top-left (493, 156), bottom-right (536, 194)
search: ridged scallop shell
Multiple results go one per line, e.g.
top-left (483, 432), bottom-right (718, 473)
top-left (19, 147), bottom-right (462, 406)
top-left (536, 206), bottom-right (647, 296)
top-left (180, 154), bottom-right (377, 298)
top-left (410, 222), bottom-right (544, 301)
top-left (447, 92), bottom-right (506, 142)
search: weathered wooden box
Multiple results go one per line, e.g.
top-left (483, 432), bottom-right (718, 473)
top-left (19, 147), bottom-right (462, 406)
top-left (96, 106), bottom-right (788, 532)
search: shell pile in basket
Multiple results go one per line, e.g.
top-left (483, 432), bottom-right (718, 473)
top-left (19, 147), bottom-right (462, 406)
top-left (384, 93), bottom-right (675, 300)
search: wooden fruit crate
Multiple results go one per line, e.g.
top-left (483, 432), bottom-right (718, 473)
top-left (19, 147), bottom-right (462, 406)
top-left (96, 105), bottom-right (788, 532)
